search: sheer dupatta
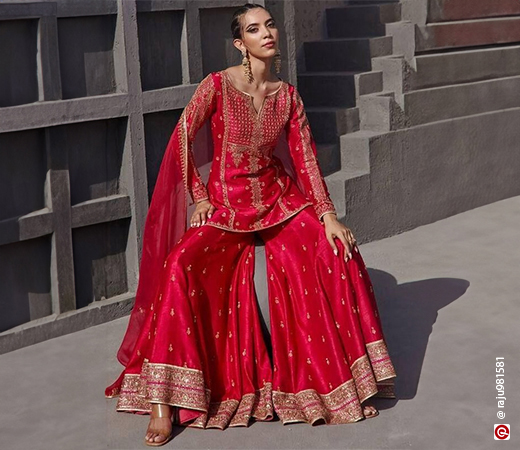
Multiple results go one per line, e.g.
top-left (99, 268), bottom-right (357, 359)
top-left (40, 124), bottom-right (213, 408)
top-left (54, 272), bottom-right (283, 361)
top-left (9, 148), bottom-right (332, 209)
top-left (111, 74), bottom-right (217, 373)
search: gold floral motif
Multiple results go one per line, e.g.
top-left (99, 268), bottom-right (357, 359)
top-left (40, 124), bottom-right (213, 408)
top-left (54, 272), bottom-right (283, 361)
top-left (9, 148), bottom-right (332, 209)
top-left (272, 379), bottom-right (364, 425)
top-left (350, 354), bottom-right (379, 403)
top-left (115, 361), bottom-right (274, 429)
top-left (366, 339), bottom-right (397, 382)
top-left (177, 74), bottom-right (216, 205)
top-left (285, 87), bottom-right (336, 221)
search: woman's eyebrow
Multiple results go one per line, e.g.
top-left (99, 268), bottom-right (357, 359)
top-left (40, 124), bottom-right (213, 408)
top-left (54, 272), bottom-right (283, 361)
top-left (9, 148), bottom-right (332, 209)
top-left (246, 19), bottom-right (274, 28)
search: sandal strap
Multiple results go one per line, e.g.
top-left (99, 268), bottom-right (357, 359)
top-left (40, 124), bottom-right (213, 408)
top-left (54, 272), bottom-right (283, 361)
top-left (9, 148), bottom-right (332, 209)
top-left (153, 404), bottom-right (173, 419)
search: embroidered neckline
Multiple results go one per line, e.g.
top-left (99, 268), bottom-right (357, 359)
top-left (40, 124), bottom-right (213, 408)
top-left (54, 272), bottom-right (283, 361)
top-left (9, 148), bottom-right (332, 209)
top-left (221, 69), bottom-right (284, 117)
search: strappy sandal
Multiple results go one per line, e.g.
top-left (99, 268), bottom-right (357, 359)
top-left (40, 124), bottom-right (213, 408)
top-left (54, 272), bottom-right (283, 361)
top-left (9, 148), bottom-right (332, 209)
top-left (145, 404), bottom-right (176, 447)
top-left (363, 404), bottom-right (379, 419)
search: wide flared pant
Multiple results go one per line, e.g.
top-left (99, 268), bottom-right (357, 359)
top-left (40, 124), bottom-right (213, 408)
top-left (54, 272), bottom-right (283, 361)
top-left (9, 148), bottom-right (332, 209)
top-left (105, 206), bottom-right (396, 428)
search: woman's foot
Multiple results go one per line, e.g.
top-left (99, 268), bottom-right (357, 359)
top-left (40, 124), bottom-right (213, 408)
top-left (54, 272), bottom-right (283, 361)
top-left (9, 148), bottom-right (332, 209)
top-left (145, 403), bottom-right (174, 446)
top-left (363, 404), bottom-right (379, 419)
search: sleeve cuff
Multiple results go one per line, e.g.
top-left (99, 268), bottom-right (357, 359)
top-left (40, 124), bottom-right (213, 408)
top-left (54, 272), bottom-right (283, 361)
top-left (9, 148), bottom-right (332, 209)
top-left (315, 201), bottom-right (337, 223)
top-left (190, 184), bottom-right (209, 206)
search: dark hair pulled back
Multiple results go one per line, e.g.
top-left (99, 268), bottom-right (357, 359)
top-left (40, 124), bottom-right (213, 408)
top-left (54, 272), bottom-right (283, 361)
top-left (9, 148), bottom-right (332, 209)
top-left (231, 3), bottom-right (272, 40)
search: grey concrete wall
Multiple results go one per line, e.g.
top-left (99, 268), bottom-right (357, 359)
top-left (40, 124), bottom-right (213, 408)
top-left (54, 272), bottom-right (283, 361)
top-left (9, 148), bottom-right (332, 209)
top-left (0, 0), bottom-right (301, 354)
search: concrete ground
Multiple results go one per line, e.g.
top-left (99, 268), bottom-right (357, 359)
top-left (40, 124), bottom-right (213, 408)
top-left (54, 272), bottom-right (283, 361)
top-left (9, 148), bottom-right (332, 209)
top-left (1, 196), bottom-right (519, 450)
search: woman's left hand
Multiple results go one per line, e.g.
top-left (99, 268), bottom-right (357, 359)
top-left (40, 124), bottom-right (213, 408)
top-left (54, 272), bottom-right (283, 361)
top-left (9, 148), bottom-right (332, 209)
top-left (322, 213), bottom-right (357, 261)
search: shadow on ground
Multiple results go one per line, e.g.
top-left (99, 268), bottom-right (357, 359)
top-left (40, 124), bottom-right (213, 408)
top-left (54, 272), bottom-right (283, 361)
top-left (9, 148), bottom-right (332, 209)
top-left (368, 268), bottom-right (469, 407)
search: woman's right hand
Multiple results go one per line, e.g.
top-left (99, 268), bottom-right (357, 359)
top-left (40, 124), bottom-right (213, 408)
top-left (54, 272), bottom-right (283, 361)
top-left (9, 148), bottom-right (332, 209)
top-left (190, 199), bottom-right (216, 227)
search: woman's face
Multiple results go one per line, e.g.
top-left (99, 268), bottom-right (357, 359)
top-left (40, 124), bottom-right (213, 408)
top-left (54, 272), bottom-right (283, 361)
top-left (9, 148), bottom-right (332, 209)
top-left (236, 8), bottom-right (279, 59)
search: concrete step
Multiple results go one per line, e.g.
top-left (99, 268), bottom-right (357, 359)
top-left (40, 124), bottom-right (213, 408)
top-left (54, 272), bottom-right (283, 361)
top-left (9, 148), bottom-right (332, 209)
top-left (372, 45), bottom-right (520, 97)
top-left (427, 0), bottom-right (520, 22)
top-left (315, 142), bottom-right (341, 176)
top-left (326, 3), bottom-right (401, 39)
top-left (412, 45), bottom-right (520, 90)
top-left (306, 106), bottom-right (360, 144)
top-left (325, 129), bottom-right (387, 219)
top-left (339, 129), bottom-right (382, 175)
top-left (357, 90), bottom-right (403, 131)
top-left (355, 70), bottom-right (384, 98)
top-left (416, 16), bottom-right (520, 53)
top-left (297, 71), bottom-right (361, 108)
top-left (325, 169), bottom-right (371, 220)
top-left (403, 75), bottom-right (520, 126)
top-left (304, 36), bottom-right (393, 72)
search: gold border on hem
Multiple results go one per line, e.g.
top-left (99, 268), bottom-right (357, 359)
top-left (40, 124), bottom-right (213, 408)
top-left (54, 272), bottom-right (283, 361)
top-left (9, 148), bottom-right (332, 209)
top-left (114, 362), bottom-right (274, 429)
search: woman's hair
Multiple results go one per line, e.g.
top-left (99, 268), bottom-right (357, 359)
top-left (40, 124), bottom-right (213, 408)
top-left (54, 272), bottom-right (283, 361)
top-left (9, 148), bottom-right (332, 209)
top-left (231, 3), bottom-right (273, 40)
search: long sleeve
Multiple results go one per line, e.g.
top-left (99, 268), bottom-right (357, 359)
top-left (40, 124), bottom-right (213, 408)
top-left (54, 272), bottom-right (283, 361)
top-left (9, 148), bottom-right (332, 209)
top-left (174, 73), bottom-right (217, 206)
top-left (284, 86), bottom-right (337, 223)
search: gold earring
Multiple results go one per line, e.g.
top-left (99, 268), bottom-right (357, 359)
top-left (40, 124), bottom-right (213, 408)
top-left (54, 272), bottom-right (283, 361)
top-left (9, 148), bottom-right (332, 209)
top-left (242, 50), bottom-right (253, 84)
top-left (274, 49), bottom-right (282, 74)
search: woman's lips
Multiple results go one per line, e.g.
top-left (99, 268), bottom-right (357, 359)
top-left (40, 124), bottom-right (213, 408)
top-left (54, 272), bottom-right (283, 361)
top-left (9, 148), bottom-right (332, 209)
top-left (263, 42), bottom-right (275, 48)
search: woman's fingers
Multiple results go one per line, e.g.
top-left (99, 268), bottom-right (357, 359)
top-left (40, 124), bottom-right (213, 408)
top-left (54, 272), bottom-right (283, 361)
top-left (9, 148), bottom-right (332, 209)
top-left (190, 211), bottom-right (202, 227)
top-left (337, 233), bottom-right (353, 261)
top-left (344, 229), bottom-right (356, 260)
top-left (326, 233), bottom-right (339, 256)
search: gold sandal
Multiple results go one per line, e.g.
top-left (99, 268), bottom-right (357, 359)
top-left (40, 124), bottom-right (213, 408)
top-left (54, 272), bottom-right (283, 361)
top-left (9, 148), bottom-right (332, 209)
top-left (145, 404), bottom-right (176, 447)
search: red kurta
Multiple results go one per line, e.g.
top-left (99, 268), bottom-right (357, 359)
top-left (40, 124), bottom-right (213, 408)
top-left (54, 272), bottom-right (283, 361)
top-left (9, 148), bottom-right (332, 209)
top-left (183, 70), bottom-right (337, 231)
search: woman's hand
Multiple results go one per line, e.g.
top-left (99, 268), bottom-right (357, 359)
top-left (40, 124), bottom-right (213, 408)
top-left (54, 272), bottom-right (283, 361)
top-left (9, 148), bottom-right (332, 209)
top-left (190, 199), bottom-right (216, 228)
top-left (322, 213), bottom-right (357, 261)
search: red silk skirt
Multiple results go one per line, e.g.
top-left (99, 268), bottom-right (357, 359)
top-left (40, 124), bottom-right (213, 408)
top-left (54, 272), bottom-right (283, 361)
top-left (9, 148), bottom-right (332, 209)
top-left (105, 206), bottom-right (396, 428)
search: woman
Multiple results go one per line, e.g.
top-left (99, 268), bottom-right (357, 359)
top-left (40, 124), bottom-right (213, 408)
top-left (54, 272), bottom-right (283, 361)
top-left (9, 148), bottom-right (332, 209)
top-left (105, 3), bottom-right (396, 446)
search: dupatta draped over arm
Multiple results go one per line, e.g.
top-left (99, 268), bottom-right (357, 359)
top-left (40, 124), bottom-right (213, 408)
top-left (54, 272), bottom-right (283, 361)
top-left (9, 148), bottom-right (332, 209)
top-left (115, 74), bottom-right (217, 368)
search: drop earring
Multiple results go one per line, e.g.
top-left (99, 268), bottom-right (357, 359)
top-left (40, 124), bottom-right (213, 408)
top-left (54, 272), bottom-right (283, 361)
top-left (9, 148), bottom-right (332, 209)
top-left (242, 50), bottom-right (254, 84)
top-left (274, 49), bottom-right (282, 74)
